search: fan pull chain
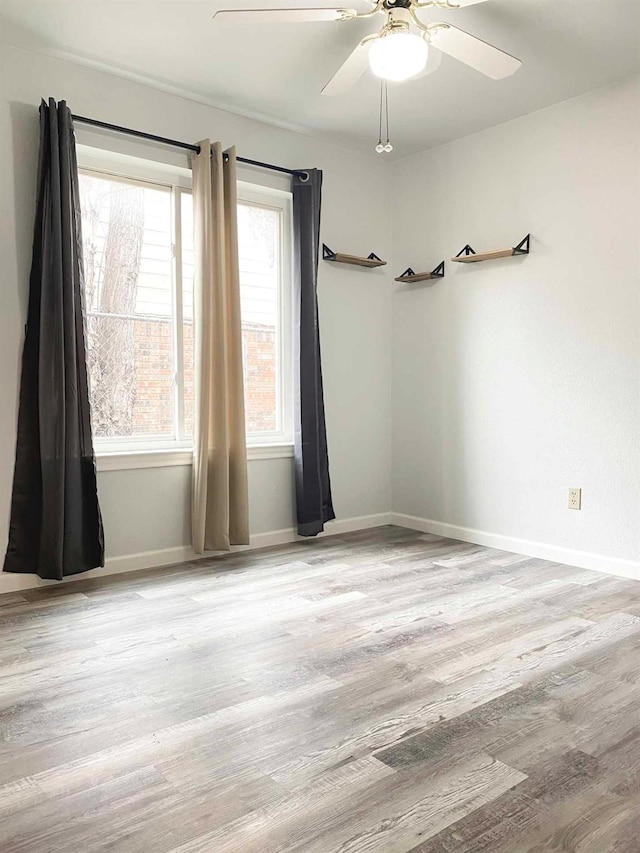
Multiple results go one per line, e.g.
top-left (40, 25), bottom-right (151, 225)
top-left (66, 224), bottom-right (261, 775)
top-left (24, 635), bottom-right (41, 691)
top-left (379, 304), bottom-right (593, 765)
top-left (375, 81), bottom-right (393, 154)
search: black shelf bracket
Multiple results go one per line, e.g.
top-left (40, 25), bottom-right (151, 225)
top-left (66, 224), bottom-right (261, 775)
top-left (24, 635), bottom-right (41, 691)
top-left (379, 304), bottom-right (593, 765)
top-left (456, 244), bottom-right (476, 258)
top-left (368, 252), bottom-right (383, 262)
top-left (513, 233), bottom-right (530, 255)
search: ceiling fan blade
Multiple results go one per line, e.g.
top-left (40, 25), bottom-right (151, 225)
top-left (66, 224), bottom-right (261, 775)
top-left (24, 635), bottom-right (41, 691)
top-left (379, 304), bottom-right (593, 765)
top-left (322, 37), bottom-right (373, 95)
top-left (429, 24), bottom-right (521, 78)
top-left (441, 0), bottom-right (490, 7)
top-left (414, 0), bottom-right (489, 8)
top-left (213, 8), bottom-right (357, 24)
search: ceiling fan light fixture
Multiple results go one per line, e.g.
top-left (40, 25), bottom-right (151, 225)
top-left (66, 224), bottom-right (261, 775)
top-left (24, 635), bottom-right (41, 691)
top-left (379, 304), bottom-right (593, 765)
top-left (368, 29), bottom-right (428, 82)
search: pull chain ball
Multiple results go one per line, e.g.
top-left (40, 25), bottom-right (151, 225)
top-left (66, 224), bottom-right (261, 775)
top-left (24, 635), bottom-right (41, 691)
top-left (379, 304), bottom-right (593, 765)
top-left (375, 80), bottom-right (393, 154)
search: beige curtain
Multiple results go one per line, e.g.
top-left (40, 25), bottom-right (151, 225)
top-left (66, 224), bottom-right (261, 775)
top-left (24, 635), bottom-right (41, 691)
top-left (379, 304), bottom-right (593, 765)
top-left (191, 140), bottom-right (249, 553)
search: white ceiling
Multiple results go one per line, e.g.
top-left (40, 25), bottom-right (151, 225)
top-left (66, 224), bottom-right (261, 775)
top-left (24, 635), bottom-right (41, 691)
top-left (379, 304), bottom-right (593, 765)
top-left (2, 0), bottom-right (640, 158)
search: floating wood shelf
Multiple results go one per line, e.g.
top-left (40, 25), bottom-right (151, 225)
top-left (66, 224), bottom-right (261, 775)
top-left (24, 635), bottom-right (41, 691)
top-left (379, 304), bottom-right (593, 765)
top-left (395, 261), bottom-right (445, 283)
top-left (322, 244), bottom-right (387, 268)
top-left (452, 234), bottom-right (530, 264)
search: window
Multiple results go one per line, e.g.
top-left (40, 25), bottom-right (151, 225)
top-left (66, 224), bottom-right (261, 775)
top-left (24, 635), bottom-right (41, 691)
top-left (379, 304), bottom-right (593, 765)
top-left (78, 161), bottom-right (292, 458)
top-left (236, 186), bottom-right (292, 442)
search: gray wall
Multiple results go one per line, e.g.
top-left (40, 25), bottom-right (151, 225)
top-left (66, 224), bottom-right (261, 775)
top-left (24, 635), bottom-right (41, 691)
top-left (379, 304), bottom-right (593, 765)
top-left (392, 76), bottom-right (640, 566)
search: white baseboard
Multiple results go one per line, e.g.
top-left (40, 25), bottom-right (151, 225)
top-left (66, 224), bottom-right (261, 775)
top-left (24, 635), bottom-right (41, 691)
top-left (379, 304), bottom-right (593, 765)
top-left (390, 512), bottom-right (640, 582)
top-left (5, 508), bottom-right (635, 593)
top-left (0, 512), bottom-right (393, 593)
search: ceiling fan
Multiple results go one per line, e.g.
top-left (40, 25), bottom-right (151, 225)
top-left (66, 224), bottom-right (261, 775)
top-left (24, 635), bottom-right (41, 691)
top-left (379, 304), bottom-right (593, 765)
top-left (213, 0), bottom-right (522, 95)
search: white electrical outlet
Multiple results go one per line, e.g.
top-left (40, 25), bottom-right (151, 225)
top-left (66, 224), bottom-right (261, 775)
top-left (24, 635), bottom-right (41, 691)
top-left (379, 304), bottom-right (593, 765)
top-left (568, 488), bottom-right (582, 510)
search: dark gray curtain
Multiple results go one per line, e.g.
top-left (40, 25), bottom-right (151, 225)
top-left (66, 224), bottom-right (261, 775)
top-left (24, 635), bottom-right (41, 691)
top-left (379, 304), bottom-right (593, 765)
top-left (3, 98), bottom-right (104, 580)
top-left (292, 169), bottom-right (335, 537)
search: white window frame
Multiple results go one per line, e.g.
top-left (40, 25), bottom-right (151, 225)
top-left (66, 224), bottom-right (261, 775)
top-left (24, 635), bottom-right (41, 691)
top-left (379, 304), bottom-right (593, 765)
top-left (76, 148), bottom-right (294, 470)
top-left (79, 167), bottom-right (190, 457)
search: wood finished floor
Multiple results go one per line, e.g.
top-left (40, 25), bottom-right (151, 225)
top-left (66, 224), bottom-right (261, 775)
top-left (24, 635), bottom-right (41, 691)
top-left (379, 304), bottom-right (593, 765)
top-left (2, 526), bottom-right (640, 852)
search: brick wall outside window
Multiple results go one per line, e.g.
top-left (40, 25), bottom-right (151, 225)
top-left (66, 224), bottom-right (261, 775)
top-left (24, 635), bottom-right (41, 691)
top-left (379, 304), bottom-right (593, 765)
top-left (242, 322), bottom-right (277, 433)
top-left (104, 318), bottom-right (277, 437)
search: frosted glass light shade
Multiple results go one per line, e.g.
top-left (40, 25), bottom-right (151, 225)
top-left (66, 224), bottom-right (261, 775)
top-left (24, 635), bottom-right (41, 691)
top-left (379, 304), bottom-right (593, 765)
top-left (369, 30), bottom-right (428, 82)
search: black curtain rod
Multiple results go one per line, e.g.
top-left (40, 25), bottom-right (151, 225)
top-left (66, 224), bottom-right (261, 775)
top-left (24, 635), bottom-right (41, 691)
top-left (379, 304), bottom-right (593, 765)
top-left (71, 114), bottom-right (308, 179)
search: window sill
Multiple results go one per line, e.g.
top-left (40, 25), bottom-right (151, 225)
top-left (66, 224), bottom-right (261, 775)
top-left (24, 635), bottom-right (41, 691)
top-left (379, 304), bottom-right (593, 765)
top-left (96, 443), bottom-right (294, 472)
top-left (247, 443), bottom-right (295, 461)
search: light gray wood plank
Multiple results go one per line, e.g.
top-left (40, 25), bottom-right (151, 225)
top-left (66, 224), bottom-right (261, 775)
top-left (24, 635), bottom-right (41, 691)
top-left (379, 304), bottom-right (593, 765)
top-left (1, 525), bottom-right (640, 852)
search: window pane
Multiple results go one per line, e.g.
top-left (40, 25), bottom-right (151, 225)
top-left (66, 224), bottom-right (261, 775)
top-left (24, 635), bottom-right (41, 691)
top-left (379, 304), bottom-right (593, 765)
top-left (181, 196), bottom-right (282, 439)
top-left (79, 173), bottom-right (175, 440)
top-left (238, 203), bottom-right (280, 434)
top-left (86, 315), bottom-right (175, 438)
top-left (181, 192), bottom-right (195, 438)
